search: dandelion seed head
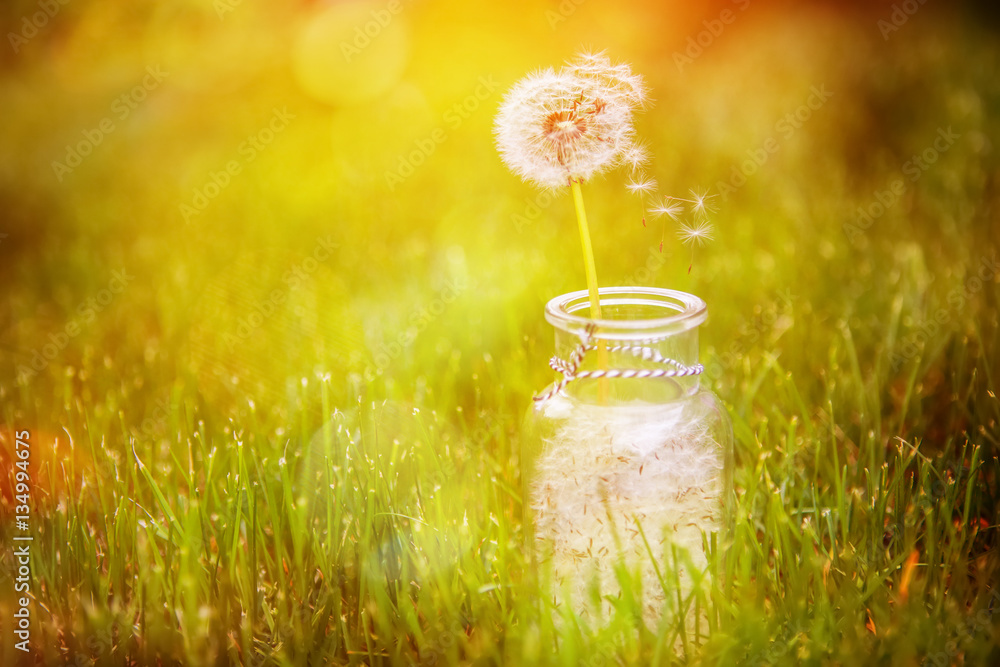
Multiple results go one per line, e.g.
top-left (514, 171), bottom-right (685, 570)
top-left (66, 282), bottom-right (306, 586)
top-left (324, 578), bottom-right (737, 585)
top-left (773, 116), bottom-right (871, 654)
top-left (564, 51), bottom-right (649, 109)
top-left (677, 220), bottom-right (715, 247)
top-left (495, 54), bottom-right (646, 189)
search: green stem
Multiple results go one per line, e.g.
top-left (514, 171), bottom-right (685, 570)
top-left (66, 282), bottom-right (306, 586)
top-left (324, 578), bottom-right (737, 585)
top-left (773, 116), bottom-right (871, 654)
top-left (571, 180), bottom-right (601, 320)
top-left (570, 179), bottom-right (609, 403)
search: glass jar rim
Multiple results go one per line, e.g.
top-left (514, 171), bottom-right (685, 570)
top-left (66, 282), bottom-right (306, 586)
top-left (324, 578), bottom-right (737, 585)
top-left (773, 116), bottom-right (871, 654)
top-left (544, 286), bottom-right (707, 339)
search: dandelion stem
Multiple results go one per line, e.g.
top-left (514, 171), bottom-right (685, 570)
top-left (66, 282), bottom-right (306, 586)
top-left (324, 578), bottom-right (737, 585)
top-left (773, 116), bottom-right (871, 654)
top-left (571, 180), bottom-right (601, 320)
top-left (570, 179), bottom-right (609, 403)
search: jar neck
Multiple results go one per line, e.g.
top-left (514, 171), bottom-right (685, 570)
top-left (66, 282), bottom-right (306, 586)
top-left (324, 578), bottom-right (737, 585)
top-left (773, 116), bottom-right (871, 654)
top-left (545, 287), bottom-right (706, 405)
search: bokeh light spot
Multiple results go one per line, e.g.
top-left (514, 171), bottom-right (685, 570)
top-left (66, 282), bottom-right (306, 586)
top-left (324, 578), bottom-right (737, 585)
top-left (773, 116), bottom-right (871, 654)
top-left (293, 1), bottom-right (409, 107)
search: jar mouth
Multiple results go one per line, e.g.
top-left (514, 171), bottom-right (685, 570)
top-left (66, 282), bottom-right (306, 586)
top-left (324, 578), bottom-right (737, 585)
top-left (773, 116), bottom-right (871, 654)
top-left (545, 286), bottom-right (707, 340)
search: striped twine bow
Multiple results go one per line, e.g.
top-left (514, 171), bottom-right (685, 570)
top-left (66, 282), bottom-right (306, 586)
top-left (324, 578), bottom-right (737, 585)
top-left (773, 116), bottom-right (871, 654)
top-left (534, 323), bottom-right (704, 403)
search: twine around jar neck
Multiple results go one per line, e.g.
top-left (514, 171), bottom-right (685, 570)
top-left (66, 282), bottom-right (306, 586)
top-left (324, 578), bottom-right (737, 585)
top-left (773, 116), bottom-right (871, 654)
top-left (534, 323), bottom-right (704, 404)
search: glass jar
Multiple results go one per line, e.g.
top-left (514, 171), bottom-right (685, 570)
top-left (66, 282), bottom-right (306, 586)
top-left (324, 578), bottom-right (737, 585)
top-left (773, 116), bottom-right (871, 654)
top-left (522, 287), bottom-right (734, 634)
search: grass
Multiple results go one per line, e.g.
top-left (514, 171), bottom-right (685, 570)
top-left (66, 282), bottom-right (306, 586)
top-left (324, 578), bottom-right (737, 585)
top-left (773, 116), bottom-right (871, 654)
top-left (1, 1), bottom-right (999, 665)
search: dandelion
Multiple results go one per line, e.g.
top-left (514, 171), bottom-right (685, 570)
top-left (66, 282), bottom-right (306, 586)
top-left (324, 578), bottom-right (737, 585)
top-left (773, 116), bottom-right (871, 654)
top-left (648, 197), bottom-right (683, 253)
top-left (626, 175), bottom-right (657, 227)
top-left (621, 141), bottom-right (651, 173)
top-left (687, 189), bottom-right (718, 219)
top-left (625, 175), bottom-right (657, 195)
top-left (495, 53), bottom-right (647, 190)
top-left (564, 51), bottom-right (649, 110)
top-left (677, 219), bottom-right (715, 247)
top-left (649, 198), bottom-right (684, 220)
top-left (495, 53), bottom-right (648, 402)
top-left (677, 220), bottom-right (715, 273)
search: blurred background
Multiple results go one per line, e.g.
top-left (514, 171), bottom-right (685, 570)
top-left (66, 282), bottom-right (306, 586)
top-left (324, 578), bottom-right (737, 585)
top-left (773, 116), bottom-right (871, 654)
top-left (1, 0), bottom-right (997, 418)
top-left (1, 0), bottom-right (999, 663)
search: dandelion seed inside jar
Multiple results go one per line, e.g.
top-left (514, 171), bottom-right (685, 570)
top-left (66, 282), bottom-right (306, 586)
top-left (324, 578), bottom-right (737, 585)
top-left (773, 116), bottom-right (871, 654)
top-left (522, 287), bottom-right (734, 632)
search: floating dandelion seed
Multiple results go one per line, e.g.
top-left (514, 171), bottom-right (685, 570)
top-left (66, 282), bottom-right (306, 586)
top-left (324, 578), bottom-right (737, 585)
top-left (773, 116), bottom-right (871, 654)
top-left (677, 220), bottom-right (715, 247)
top-left (677, 220), bottom-right (715, 273)
top-left (649, 197), bottom-right (684, 251)
top-left (626, 175), bottom-right (657, 227)
top-left (649, 198), bottom-right (684, 220)
top-left (625, 175), bottom-right (657, 195)
top-left (687, 190), bottom-right (718, 219)
top-left (621, 141), bottom-right (651, 173)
